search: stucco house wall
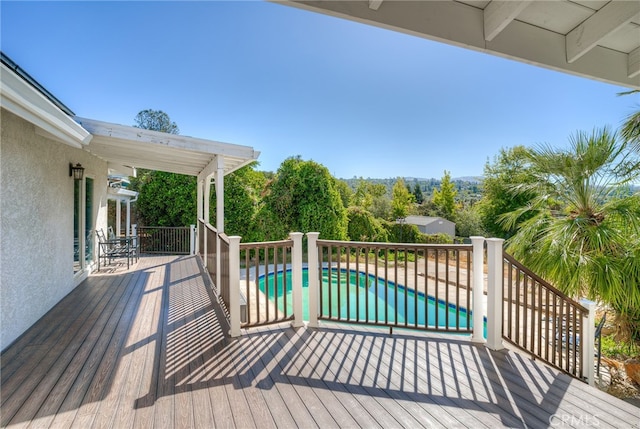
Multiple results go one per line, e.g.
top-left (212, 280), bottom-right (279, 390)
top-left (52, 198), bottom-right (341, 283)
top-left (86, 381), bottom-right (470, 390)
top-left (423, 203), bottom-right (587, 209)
top-left (0, 109), bottom-right (108, 350)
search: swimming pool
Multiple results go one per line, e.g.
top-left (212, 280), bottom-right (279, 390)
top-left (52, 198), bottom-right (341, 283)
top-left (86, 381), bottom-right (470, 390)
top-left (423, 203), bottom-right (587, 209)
top-left (258, 268), bottom-right (484, 333)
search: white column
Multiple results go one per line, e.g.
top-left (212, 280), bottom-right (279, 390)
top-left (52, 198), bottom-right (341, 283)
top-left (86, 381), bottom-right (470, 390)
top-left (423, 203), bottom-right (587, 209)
top-left (115, 199), bottom-right (122, 237)
top-left (306, 232), bottom-right (320, 328)
top-left (290, 232), bottom-right (304, 328)
top-left (214, 157), bottom-right (224, 295)
top-left (204, 177), bottom-right (212, 225)
top-left (204, 177), bottom-right (212, 268)
top-left (196, 179), bottom-right (204, 257)
top-left (126, 200), bottom-right (131, 236)
top-left (190, 224), bottom-right (196, 256)
top-left (229, 235), bottom-right (242, 337)
top-left (215, 157), bottom-right (225, 233)
top-left (470, 236), bottom-right (486, 344)
top-left (197, 179), bottom-right (204, 221)
top-left (580, 299), bottom-right (596, 386)
top-left (486, 238), bottom-right (505, 350)
top-left (132, 224), bottom-right (138, 252)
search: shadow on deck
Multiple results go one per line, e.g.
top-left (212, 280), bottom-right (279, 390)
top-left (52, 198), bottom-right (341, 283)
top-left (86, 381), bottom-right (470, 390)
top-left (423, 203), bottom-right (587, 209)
top-left (1, 255), bottom-right (638, 428)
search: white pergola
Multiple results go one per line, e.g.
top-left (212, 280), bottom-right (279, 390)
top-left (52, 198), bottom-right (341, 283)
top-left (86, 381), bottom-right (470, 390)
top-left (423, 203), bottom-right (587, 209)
top-left (283, 0), bottom-right (640, 89)
top-left (76, 117), bottom-right (260, 233)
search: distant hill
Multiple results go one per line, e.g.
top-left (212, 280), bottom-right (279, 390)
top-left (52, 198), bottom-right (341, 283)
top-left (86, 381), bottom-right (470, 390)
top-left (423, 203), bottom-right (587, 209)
top-left (340, 176), bottom-right (483, 204)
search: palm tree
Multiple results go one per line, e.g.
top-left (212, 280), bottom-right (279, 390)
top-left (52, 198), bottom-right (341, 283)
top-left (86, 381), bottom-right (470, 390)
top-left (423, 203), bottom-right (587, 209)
top-left (501, 127), bottom-right (640, 339)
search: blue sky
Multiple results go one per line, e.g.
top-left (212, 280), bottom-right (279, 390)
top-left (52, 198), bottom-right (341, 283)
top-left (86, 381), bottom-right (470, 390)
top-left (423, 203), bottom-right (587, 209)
top-left (2, 1), bottom-right (637, 179)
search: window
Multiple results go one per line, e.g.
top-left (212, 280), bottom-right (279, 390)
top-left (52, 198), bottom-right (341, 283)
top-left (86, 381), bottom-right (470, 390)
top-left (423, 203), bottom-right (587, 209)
top-left (73, 176), bottom-right (95, 274)
top-left (73, 179), bottom-right (81, 273)
top-left (85, 177), bottom-right (94, 264)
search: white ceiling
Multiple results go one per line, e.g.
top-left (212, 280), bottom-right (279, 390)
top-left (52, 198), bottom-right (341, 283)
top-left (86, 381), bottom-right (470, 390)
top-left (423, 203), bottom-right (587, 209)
top-left (282, 0), bottom-right (640, 89)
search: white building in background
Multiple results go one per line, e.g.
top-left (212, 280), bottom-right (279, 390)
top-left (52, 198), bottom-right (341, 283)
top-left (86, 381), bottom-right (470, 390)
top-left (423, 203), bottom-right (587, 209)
top-left (403, 215), bottom-right (456, 238)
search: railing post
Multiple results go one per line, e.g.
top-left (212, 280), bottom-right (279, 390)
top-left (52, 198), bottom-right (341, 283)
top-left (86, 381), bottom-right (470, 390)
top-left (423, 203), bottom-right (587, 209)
top-left (290, 232), bottom-right (304, 328)
top-left (132, 224), bottom-right (138, 253)
top-left (228, 236), bottom-right (242, 338)
top-left (580, 299), bottom-right (596, 386)
top-left (486, 238), bottom-right (505, 350)
top-left (470, 236), bottom-right (486, 344)
top-left (190, 224), bottom-right (196, 255)
top-left (306, 232), bottom-right (320, 328)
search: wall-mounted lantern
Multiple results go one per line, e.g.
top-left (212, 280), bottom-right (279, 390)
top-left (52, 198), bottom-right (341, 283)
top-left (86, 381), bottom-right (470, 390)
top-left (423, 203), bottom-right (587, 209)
top-left (69, 163), bottom-right (85, 180)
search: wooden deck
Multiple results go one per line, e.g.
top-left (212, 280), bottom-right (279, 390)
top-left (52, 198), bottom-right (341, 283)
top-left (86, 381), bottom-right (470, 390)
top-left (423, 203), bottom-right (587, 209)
top-left (2, 255), bottom-right (638, 429)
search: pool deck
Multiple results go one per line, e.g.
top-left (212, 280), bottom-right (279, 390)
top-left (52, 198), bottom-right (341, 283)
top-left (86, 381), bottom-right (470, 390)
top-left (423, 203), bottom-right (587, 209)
top-left (2, 255), bottom-right (638, 428)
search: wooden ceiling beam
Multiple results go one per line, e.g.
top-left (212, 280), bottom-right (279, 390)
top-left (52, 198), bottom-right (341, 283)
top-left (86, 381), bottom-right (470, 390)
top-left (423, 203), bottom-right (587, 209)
top-left (566, 1), bottom-right (640, 63)
top-left (483, 1), bottom-right (532, 42)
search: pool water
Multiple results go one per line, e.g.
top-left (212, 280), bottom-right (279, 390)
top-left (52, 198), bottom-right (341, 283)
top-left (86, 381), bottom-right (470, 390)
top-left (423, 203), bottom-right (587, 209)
top-left (258, 268), bottom-right (485, 333)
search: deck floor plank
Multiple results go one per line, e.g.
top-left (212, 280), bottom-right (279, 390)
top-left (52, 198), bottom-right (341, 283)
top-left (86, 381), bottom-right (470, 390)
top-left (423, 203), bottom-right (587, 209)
top-left (30, 272), bottom-right (145, 429)
top-left (249, 324), bottom-right (344, 429)
top-left (2, 255), bottom-right (638, 429)
top-left (3, 272), bottom-right (137, 428)
top-left (266, 325), bottom-right (364, 429)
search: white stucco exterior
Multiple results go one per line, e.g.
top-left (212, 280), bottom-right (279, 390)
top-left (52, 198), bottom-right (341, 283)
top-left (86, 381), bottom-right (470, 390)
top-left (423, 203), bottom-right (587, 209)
top-left (0, 109), bottom-right (108, 350)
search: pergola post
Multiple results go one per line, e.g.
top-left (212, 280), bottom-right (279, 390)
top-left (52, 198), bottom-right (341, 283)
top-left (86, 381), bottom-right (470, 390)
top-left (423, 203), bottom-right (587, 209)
top-left (126, 199), bottom-right (131, 236)
top-left (215, 157), bottom-right (224, 295)
top-left (115, 199), bottom-right (121, 237)
top-left (196, 179), bottom-right (204, 256)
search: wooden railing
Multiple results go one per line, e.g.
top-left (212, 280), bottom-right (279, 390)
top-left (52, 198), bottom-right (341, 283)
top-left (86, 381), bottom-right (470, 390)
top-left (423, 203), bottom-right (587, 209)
top-left (138, 226), bottom-right (191, 254)
top-left (238, 239), bottom-right (295, 327)
top-left (198, 220), bottom-right (204, 259)
top-left (502, 252), bottom-right (589, 379)
top-left (205, 223), bottom-right (218, 295)
top-left (218, 233), bottom-right (231, 319)
top-left (313, 239), bottom-right (474, 333)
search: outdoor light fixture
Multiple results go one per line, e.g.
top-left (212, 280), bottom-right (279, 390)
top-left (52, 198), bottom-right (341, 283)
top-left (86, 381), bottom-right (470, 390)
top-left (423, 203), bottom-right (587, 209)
top-left (69, 163), bottom-right (85, 180)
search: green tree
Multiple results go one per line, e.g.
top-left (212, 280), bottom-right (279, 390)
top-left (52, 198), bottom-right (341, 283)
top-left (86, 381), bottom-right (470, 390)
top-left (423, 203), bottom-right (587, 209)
top-left (346, 206), bottom-right (388, 242)
top-left (210, 162), bottom-right (267, 241)
top-left (130, 109), bottom-right (195, 226)
top-left (413, 183), bottom-right (424, 204)
top-left (391, 178), bottom-right (414, 220)
top-left (502, 128), bottom-right (640, 339)
top-left (132, 171), bottom-right (196, 226)
top-left (263, 157), bottom-right (348, 240)
top-left (334, 179), bottom-right (353, 209)
top-left (134, 109), bottom-right (179, 134)
top-left (455, 206), bottom-right (486, 238)
top-left (476, 146), bottom-right (536, 238)
top-left (432, 170), bottom-right (457, 220)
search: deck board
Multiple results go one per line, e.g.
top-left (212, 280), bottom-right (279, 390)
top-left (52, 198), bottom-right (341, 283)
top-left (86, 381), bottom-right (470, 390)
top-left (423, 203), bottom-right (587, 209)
top-left (2, 255), bottom-right (638, 429)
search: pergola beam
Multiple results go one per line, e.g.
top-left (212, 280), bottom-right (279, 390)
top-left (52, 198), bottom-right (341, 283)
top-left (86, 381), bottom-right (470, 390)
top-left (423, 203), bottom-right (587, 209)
top-left (369, 0), bottom-right (383, 11)
top-left (566, 1), bottom-right (640, 63)
top-left (483, 1), bottom-right (532, 42)
top-left (629, 46), bottom-right (640, 78)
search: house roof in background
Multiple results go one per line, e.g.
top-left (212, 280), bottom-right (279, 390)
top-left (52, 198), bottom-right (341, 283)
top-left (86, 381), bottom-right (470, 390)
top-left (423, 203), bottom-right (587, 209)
top-left (404, 215), bottom-right (455, 226)
top-left (285, 0), bottom-right (640, 89)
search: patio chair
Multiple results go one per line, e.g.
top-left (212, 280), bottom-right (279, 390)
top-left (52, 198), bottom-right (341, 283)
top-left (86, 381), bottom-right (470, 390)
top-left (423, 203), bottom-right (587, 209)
top-left (96, 229), bottom-right (136, 270)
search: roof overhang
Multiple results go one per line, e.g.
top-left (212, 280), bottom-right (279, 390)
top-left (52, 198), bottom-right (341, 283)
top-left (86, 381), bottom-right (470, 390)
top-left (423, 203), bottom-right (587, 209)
top-left (75, 117), bottom-right (261, 177)
top-left (280, 0), bottom-right (640, 89)
top-left (0, 62), bottom-right (92, 147)
top-left (107, 186), bottom-right (138, 201)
